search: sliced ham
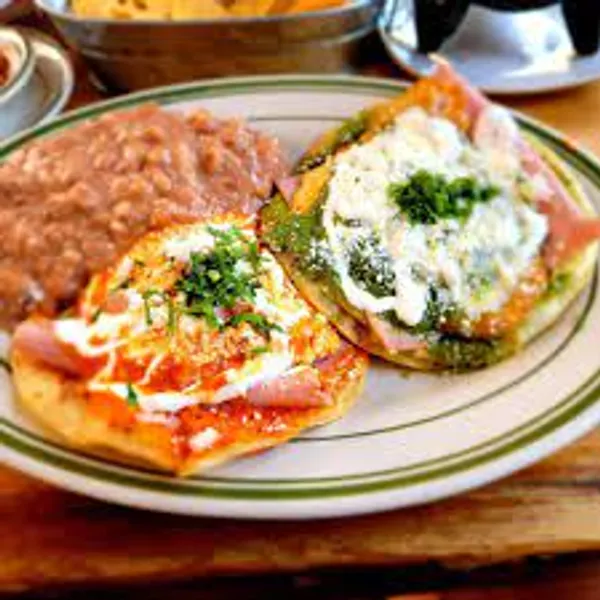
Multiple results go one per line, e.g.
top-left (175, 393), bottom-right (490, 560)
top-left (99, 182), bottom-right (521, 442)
top-left (247, 366), bottom-right (331, 408)
top-left (432, 61), bottom-right (600, 269)
top-left (520, 142), bottom-right (600, 268)
top-left (430, 59), bottom-right (487, 129)
top-left (313, 340), bottom-right (353, 372)
top-left (12, 319), bottom-right (82, 376)
top-left (275, 175), bottom-right (300, 206)
top-left (366, 314), bottom-right (426, 354)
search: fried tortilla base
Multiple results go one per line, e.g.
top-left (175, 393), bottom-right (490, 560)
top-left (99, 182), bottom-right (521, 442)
top-left (270, 138), bottom-right (598, 371)
top-left (11, 347), bottom-right (368, 476)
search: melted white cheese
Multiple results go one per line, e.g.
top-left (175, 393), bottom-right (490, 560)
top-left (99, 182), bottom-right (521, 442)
top-left (162, 229), bottom-right (215, 262)
top-left (63, 223), bottom-right (314, 414)
top-left (323, 106), bottom-right (549, 326)
top-left (0, 331), bottom-right (10, 362)
top-left (213, 351), bottom-right (293, 404)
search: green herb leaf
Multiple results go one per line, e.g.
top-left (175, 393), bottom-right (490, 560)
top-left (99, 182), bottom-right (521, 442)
top-left (389, 170), bottom-right (500, 225)
top-left (251, 345), bottom-right (270, 355)
top-left (225, 312), bottom-right (283, 338)
top-left (110, 277), bottom-right (132, 293)
top-left (90, 307), bottom-right (103, 324)
top-left (165, 295), bottom-right (177, 337)
top-left (142, 289), bottom-right (163, 327)
top-left (125, 382), bottom-right (139, 408)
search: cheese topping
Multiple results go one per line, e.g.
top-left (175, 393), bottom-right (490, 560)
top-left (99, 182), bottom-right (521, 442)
top-left (323, 107), bottom-right (549, 327)
top-left (54, 220), bottom-right (338, 416)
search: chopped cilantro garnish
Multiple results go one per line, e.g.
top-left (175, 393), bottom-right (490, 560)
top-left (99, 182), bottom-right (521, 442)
top-left (389, 170), bottom-right (500, 225)
top-left (0, 357), bottom-right (12, 374)
top-left (90, 307), bottom-right (103, 323)
top-left (141, 289), bottom-right (178, 334)
top-left (142, 289), bottom-right (163, 326)
top-left (125, 382), bottom-right (139, 408)
top-left (225, 312), bottom-right (283, 338)
top-left (110, 277), bottom-right (132, 293)
top-left (251, 345), bottom-right (270, 355)
top-left (165, 295), bottom-right (177, 337)
top-left (176, 227), bottom-right (262, 328)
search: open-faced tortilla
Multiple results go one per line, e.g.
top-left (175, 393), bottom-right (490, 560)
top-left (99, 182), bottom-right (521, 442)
top-left (261, 64), bottom-right (600, 371)
top-left (11, 217), bottom-right (368, 475)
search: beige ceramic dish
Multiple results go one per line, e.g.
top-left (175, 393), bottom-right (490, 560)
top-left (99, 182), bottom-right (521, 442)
top-left (0, 27), bottom-right (37, 138)
top-left (36, 0), bottom-right (383, 92)
top-left (0, 28), bottom-right (74, 140)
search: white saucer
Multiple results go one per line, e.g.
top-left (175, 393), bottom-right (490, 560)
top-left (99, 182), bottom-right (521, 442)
top-left (380, 4), bottom-right (600, 95)
top-left (1, 28), bottom-right (73, 139)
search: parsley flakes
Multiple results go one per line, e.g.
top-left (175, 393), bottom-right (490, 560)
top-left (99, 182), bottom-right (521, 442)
top-left (225, 312), bottom-right (283, 338)
top-left (125, 382), bottom-right (139, 408)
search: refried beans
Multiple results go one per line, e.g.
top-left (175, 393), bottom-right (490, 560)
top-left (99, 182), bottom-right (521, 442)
top-left (0, 104), bottom-right (288, 330)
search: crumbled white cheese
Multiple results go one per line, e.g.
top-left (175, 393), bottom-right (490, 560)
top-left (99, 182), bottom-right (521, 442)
top-left (323, 106), bottom-right (549, 326)
top-left (189, 427), bottom-right (221, 452)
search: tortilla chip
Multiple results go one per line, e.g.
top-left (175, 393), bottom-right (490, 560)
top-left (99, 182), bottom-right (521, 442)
top-left (171, 0), bottom-right (230, 19)
top-left (228, 0), bottom-right (278, 17)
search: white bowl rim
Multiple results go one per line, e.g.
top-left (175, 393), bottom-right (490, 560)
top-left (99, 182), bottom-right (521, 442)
top-left (35, 0), bottom-right (377, 27)
top-left (0, 26), bottom-right (36, 105)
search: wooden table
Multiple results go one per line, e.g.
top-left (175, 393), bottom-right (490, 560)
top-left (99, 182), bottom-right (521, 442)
top-left (2, 25), bottom-right (600, 599)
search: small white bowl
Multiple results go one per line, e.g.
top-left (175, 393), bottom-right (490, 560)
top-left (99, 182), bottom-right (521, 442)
top-left (0, 27), bottom-right (38, 138)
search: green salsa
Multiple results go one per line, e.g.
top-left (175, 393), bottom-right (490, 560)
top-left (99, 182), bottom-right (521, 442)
top-left (347, 232), bottom-right (396, 298)
top-left (262, 194), bottom-right (331, 278)
top-left (296, 113), bottom-right (367, 174)
top-left (428, 335), bottom-right (508, 370)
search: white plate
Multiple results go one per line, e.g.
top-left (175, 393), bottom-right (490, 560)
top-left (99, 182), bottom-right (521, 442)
top-left (380, 4), bottom-right (600, 95)
top-left (1, 75), bottom-right (600, 519)
top-left (0, 28), bottom-right (73, 139)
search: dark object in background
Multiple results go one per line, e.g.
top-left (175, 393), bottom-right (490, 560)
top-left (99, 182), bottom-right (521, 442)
top-left (414, 0), bottom-right (471, 53)
top-left (414, 0), bottom-right (600, 56)
top-left (562, 0), bottom-right (600, 55)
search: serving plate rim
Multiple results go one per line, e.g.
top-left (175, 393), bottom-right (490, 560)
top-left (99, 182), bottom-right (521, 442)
top-left (1, 73), bottom-right (599, 519)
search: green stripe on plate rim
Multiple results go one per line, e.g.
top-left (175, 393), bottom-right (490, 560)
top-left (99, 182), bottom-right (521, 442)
top-left (2, 362), bottom-right (600, 498)
top-left (1, 75), bottom-right (600, 499)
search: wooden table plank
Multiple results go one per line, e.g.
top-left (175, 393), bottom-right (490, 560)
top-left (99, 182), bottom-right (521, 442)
top-left (1, 37), bottom-right (600, 595)
top-left (2, 430), bottom-right (600, 592)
